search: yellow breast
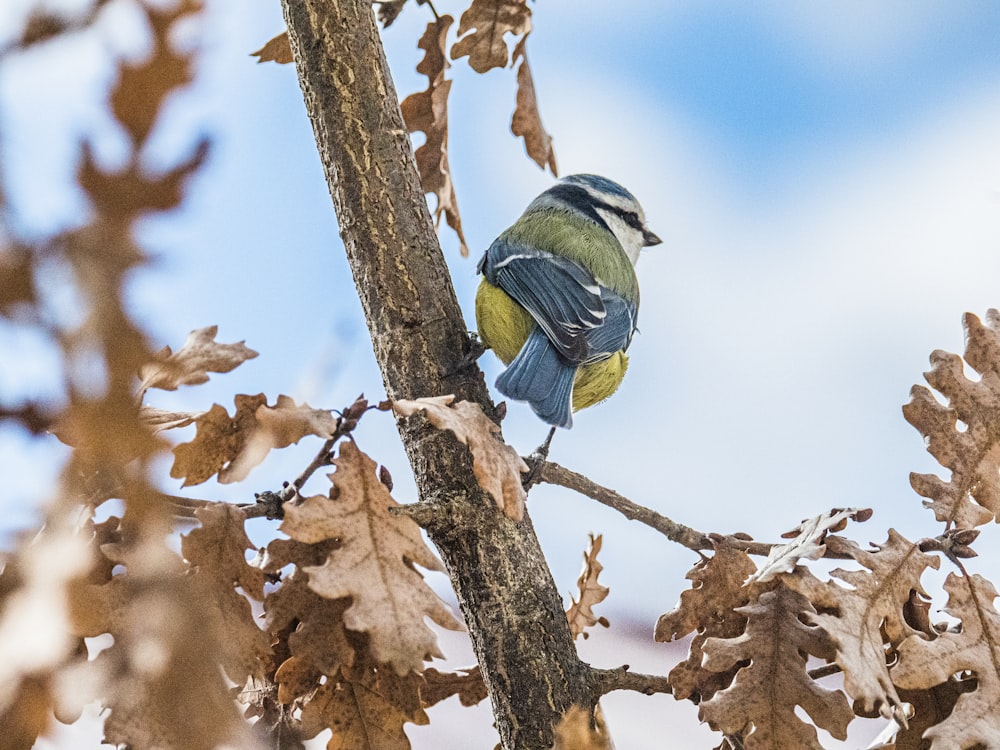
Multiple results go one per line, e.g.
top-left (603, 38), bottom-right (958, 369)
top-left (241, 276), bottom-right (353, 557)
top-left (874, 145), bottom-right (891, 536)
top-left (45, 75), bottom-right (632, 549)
top-left (475, 279), bottom-right (629, 412)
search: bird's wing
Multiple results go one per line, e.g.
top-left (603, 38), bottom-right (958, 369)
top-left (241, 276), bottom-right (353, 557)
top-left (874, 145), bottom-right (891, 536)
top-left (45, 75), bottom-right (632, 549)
top-left (480, 238), bottom-right (635, 364)
top-left (582, 288), bottom-right (638, 360)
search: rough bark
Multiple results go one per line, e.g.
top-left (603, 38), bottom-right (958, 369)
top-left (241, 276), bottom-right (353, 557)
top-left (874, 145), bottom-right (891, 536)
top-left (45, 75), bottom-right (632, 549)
top-left (278, 1), bottom-right (594, 747)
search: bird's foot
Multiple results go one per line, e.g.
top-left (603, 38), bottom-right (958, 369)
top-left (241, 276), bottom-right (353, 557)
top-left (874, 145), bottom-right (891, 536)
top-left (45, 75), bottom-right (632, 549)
top-left (523, 426), bottom-right (557, 490)
top-left (440, 332), bottom-right (488, 379)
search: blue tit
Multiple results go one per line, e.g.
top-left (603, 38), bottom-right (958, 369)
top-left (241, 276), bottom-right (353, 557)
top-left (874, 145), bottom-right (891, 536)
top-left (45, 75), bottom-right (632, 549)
top-left (475, 174), bottom-right (661, 429)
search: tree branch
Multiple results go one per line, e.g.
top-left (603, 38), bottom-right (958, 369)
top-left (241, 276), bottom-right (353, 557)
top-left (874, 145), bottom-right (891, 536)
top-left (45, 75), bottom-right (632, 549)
top-left (539, 461), bottom-right (774, 556)
top-left (279, 2), bottom-right (593, 747)
top-left (590, 665), bottom-right (673, 697)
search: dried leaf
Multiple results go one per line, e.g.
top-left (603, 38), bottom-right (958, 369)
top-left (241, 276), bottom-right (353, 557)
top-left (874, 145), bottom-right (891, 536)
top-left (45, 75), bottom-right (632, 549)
top-left (891, 677), bottom-right (976, 750)
top-left (392, 395), bottom-right (528, 520)
top-left (400, 17), bottom-right (469, 256)
top-left (785, 530), bottom-right (940, 722)
top-left (299, 664), bottom-right (428, 749)
top-left (112, 0), bottom-right (201, 146)
top-left (451, 0), bottom-right (531, 73)
top-left (139, 405), bottom-right (203, 432)
top-left (68, 541), bottom-right (248, 750)
top-left (263, 556), bottom-right (357, 676)
top-left (752, 508), bottom-right (870, 584)
top-left (419, 666), bottom-right (488, 708)
top-left (138, 325), bottom-right (258, 395)
top-left (511, 36), bottom-right (556, 174)
top-left (699, 586), bottom-right (854, 749)
top-left (903, 310), bottom-right (1000, 527)
top-left (0, 247), bottom-right (35, 316)
top-left (377, 0), bottom-right (408, 27)
top-left (655, 545), bottom-right (758, 702)
top-left (252, 31), bottom-right (293, 64)
top-left (280, 441), bottom-right (463, 674)
top-left (171, 393), bottom-right (337, 486)
top-left (566, 534), bottom-right (610, 639)
top-left (893, 573), bottom-right (1000, 748)
top-left (180, 504), bottom-right (272, 683)
top-left (552, 705), bottom-right (613, 750)
top-left (275, 656), bottom-right (321, 705)
top-left (79, 138), bottom-right (209, 222)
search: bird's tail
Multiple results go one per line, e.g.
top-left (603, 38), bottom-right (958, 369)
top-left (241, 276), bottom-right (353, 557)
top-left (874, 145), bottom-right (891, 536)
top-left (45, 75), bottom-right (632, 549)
top-left (495, 327), bottom-right (575, 429)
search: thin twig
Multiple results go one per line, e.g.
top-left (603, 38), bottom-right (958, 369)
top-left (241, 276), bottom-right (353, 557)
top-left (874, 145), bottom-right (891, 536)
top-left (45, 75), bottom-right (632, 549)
top-left (590, 665), bottom-right (673, 697)
top-left (538, 461), bottom-right (773, 556)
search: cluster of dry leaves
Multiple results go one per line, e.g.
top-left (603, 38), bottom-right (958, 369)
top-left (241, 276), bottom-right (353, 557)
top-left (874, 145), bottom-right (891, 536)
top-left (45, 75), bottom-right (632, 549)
top-left (254, 0), bottom-right (557, 257)
top-left (649, 313), bottom-right (1000, 749)
top-left (3, 1), bottom-right (1000, 749)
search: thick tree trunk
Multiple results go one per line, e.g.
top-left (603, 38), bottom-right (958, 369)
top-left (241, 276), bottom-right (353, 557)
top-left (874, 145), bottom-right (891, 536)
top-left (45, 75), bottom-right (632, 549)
top-left (278, 1), bottom-right (594, 747)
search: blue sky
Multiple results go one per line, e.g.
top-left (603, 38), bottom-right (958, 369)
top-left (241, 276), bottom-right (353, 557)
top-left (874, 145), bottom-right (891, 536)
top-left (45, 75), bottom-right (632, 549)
top-left (4, 1), bottom-right (1000, 747)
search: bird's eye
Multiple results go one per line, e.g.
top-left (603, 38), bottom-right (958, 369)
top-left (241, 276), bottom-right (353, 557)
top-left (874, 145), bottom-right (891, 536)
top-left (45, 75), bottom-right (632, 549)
top-left (622, 211), bottom-right (644, 230)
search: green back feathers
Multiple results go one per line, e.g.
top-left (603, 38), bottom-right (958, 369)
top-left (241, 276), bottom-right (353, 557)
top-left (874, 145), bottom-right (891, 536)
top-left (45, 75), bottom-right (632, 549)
top-left (500, 210), bottom-right (640, 303)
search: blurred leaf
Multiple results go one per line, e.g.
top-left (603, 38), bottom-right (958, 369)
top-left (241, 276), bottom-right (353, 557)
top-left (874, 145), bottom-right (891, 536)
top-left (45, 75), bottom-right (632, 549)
top-left (0, 248), bottom-right (35, 316)
top-left (377, 0), bottom-right (409, 27)
top-left (552, 705), bottom-right (612, 750)
top-left (112, 0), bottom-right (202, 146)
top-left (181, 504), bottom-right (273, 683)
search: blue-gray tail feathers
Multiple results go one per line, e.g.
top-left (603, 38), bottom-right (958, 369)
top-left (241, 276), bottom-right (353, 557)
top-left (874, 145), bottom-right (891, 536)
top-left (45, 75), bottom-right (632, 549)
top-left (495, 327), bottom-right (575, 429)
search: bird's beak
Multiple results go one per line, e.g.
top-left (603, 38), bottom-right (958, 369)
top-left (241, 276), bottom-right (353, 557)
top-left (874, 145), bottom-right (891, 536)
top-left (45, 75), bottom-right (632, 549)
top-left (642, 228), bottom-right (662, 247)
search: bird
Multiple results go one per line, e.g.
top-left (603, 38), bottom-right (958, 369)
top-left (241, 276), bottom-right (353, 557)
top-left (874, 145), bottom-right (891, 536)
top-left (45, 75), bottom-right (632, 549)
top-left (475, 174), bottom-right (661, 429)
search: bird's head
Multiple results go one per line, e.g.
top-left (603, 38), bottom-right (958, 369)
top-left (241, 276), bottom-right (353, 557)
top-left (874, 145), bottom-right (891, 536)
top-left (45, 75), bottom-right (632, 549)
top-left (541, 174), bottom-right (661, 265)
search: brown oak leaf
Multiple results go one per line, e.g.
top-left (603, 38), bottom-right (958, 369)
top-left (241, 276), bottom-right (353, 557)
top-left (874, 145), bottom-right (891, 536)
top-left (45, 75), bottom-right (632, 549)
top-left (280, 440), bottom-right (463, 674)
top-left (511, 35), bottom-right (556, 174)
top-left (180, 504), bottom-right (272, 683)
top-left (138, 325), bottom-right (258, 396)
top-left (551, 705), bottom-right (613, 750)
top-left (171, 393), bottom-right (338, 485)
top-left (903, 309), bottom-right (1000, 527)
top-left (451, 0), bottom-right (531, 73)
top-left (263, 560), bottom-right (356, 676)
top-left (698, 585), bottom-right (854, 749)
top-left (784, 530), bottom-right (939, 722)
top-left (400, 16), bottom-right (469, 256)
top-left (251, 31), bottom-right (292, 64)
top-left (392, 395), bottom-right (528, 520)
top-left (0, 247), bottom-right (35, 315)
top-left (566, 533), bottom-right (610, 640)
top-left (893, 573), bottom-right (1000, 748)
top-left (655, 545), bottom-right (759, 702)
top-left (274, 655), bottom-right (322, 705)
top-left (299, 663), bottom-right (428, 749)
top-left (419, 666), bottom-right (488, 708)
top-left (751, 507), bottom-right (871, 584)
